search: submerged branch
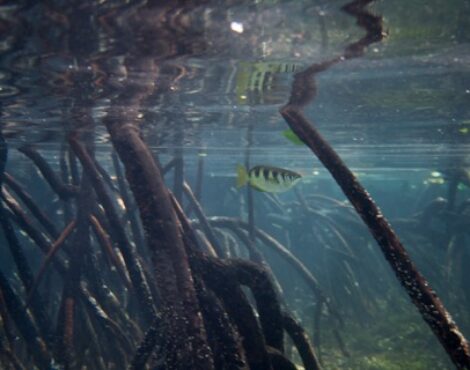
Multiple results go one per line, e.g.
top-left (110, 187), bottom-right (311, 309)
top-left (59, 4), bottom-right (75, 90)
top-left (89, 214), bottom-right (132, 289)
top-left (69, 135), bottom-right (157, 324)
top-left (0, 198), bottom-right (54, 347)
top-left (283, 313), bottom-right (321, 370)
top-left (26, 220), bottom-right (76, 307)
top-left (130, 314), bottom-right (165, 370)
top-left (280, 0), bottom-right (470, 368)
top-left (183, 181), bottom-right (226, 258)
top-left (103, 57), bottom-right (214, 369)
top-left (204, 217), bottom-right (339, 321)
top-left (112, 153), bottom-right (146, 254)
top-left (198, 257), bottom-right (273, 370)
top-left (18, 146), bottom-right (79, 199)
top-left (3, 173), bottom-right (59, 238)
top-left (0, 269), bottom-right (52, 370)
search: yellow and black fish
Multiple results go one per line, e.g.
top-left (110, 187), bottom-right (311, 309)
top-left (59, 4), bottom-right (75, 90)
top-left (234, 62), bottom-right (301, 105)
top-left (236, 164), bottom-right (302, 193)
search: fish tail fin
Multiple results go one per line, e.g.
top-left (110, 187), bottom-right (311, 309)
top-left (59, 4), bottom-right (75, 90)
top-left (236, 164), bottom-right (248, 188)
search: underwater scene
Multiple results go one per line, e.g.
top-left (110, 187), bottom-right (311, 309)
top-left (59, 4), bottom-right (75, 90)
top-left (0, 0), bottom-right (469, 369)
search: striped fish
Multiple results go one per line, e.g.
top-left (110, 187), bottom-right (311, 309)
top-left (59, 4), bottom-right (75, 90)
top-left (234, 62), bottom-right (301, 104)
top-left (236, 164), bottom-right (302, 193)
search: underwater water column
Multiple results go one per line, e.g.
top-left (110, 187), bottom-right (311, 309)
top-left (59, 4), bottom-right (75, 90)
top-left (280, 0), bottom-right (470, 368)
